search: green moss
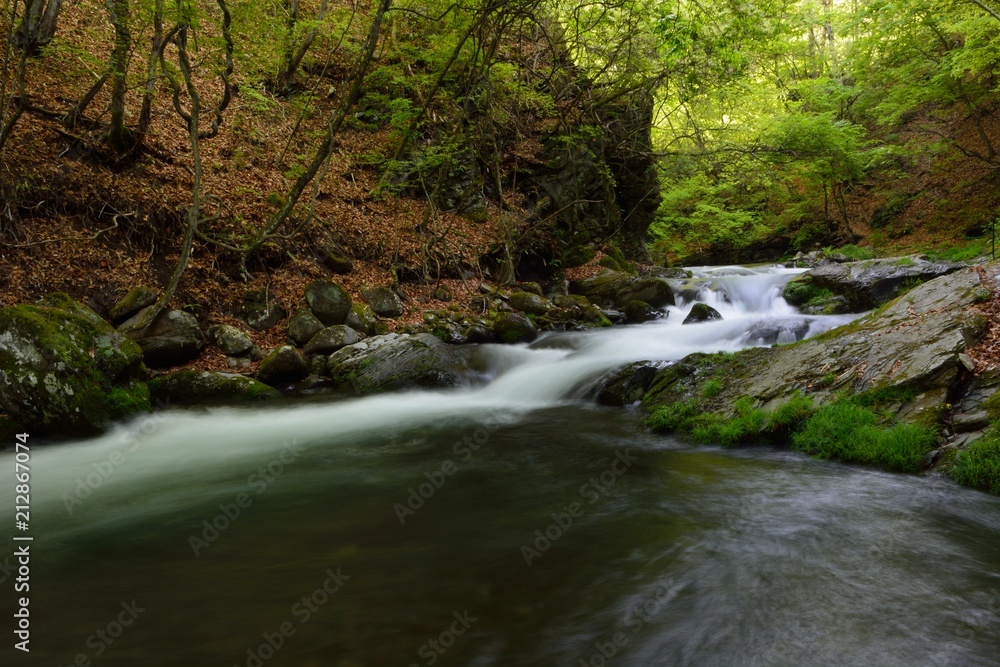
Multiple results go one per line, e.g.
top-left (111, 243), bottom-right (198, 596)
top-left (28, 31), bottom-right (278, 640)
top-left (950, 429), bottom-right (1000, 494)
top-left (106, 383), bottom-right (152, 418)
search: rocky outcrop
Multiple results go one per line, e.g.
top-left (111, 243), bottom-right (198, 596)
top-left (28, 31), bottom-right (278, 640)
top-left (784, 255), bottom-right (963, 312)
top-left (645, 267), bottom-right (989, 421)
top-left (569, 270), bottom-right (675, 309)
top-left (593, 361), bottom-right (660, 406)
top-left (326, 333), bottom-right (469, 394)
top-left (148, 370), bottom-right (280, 405)
top-left (122, 308), bottom-right (205, 368)
top-left (0, 294), bottom-right (149, 436)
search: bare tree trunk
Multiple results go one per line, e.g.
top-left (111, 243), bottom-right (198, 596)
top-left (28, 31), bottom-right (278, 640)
top-left (276, 0), bottom-right (328, 96)
top-left (105, 0), bottom-right (132, 152)
top-left (0, 0), bottom-right (28, 152)
top-left (127, 0), bottom-right (163, 157)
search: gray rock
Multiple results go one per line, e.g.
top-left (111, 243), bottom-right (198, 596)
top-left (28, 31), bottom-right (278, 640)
top-left (493, 312), bottom-right (538, 344)
top-left (362, 286), bottom-right (404, 318)
top-left (257, 345), bottom-right (309, 385)
top-left (740, 319), bottom-right (810, 345)
top-left (240, 291), bottom-right (287, 331)
top-left (306, 280), bottom-right (352, 326)
top-left (287, 309), bottom-right (325, 346)
top-left (683, 303), bottom-right (723, 325)
top-left (509, 291), bottom-right (554, 316)
top-left (304, 325), bottom-right (360, 355)
top-left (327, 333), bottom-right (469, 394)
top-left (108, 286), bottom-right (158, 323)
top-left (790, 255), bottom-right (963, 312)
top-left (570, 270), bottom-right (675, 309)
top-left (208, 324), bottom-right (253, 356)
top-left (148, 370), bottom-right (280, 405)
top-left (0, 293), bottom-right (149, 436)
top-left (123, 308), bottom-right (205, 368)
top-left (463, 324), bottom-right (495, 343)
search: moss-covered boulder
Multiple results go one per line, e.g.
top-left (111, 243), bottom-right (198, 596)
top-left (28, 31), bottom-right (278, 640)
top-left (362, 285), bottom-right (404, 318)
top-left (287, 309), bottom-right (325, 346)
top-left (326, 333), bottom-right (469, 394)
top-left (207, 324), bottom-right (253, 356)
top-left (683, 303), bottom-right (722, 324)
top-left (569, 270), bottom-right (675, 309)
top-left (122, 308), bottom-right (205, 368)
top-left (345, 303), bottom-right (383, 336)
top-left (510, 291), bottom-right (554, 316)
top-left (0, 294), bottom-right (150, 436)
top-left (108, 286), bottom-right (158, 323)
top-left (306, 280), bottom-right (353, 326)
top-left (257, 345), bottom-right (309, 385)
top-left (148, 370), bottom-right (280, 405)
top-left (493, 312), bottom-right (538, 344)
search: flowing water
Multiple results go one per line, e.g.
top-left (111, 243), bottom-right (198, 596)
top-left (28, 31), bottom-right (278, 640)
top-left (3, 266), bottom-right (1000, 666)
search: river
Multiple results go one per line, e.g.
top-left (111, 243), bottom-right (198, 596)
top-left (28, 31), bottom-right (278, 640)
top-left (3, 266), bottom-right (1000, 666)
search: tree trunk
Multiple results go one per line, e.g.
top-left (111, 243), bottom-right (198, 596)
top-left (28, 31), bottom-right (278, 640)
top-left (14, 0), bottom-right (64, 54)
top-left (106, 0), bottom-right (132, 152)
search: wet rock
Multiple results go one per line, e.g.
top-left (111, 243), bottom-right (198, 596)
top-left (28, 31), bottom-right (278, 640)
top-left (0, 293), bottom-right (149, 436)
top-left (362, 286), bottom-right (404, 318)
top-left (148, 370), bottom-right (280, 405)
top-left (623, 300), bottom-right (663, 323)
top-left (594, 361), bottom-right (660, 406)
top-left (345, 303), bottom-right (381, 336)
top-left (463, 324), bottom-right (495, 344)
top-left (493, 312), bottom-right (538, 344)
top-left (303, 325), bottom-right (360, 355)
top-left (108, 286), bottom-right (158, 323)
top-left (123, 308), bottom-right (205, 368)
top-left (287, 309), bottom-right (325, 346)
top-left (257, 345), bottom-right (309, 385)
top-left (509, 291), bottom-right (554, 316)
top-left (240, 291), bottom-right (287, 331)
top-left (327, 333), bottom-right (469, 394)
top-left (570, 270), bottom-right (675, 309)
top-left (208, 324), bottom-right (253, 356)
top-left (683, 303), bottom-right (723, 325)
top-left (306, 280), bottom-right (352, 326)
top-left (740, 319), bottom-right (810, 345)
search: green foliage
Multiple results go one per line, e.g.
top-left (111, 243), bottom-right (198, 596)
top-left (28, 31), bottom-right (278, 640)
top-left (824, 244), bottom-right (877, 261)
top-left (951, 429), bottom-right (1000, 495)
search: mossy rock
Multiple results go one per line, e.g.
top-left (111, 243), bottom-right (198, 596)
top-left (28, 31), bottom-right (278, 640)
top-left (0, 293), bottom-right (150, 436)
top-left (148, 370), bottom-right (280, 405)
top-left (492, 312), bottom-right (538, 344)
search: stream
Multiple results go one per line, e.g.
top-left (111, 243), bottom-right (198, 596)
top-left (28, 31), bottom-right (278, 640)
top-left (3, 266), bottom-right (1000, 666)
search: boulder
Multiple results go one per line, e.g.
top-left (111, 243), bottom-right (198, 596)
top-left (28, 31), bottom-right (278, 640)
top-left (306, 280), bottom-right (352, 325)
top-left (148, 370), bottom-right (280, 405)
top-left (361, 286), bottom-right (404, 318)
top-left (108, 286), bottom-right (158, 323)
top-left (0, 294), bottom-right (149, 436)
top-left (207, 324), bottom-right (253, 356)
top-left (624, 300), bottom-right (662, 323)
top-left (509, 291), bottom-right (554, 316)
top-left (788, 255), bottom-right (964, 312)
top-left (257, 345), bottom-right (309, 385)
top-left (240, 290), bottom-right (287, 332)
top-left (493, 312), bottom-right (538, 344)
top-left (740, 318), bottom-right (810, 346)
top-left (327, 333), bottom-right (469, 394)
top-left (569, 270), bottom-right (675, 309)
top-left (345, 303), bottom-right (381, 336)
top-left (287, 309), bottom-right (325, 346)
top-left (594, 361), bottom-right (660, 406)
top-left (683, 303), bottom-right (722, 325)
top-left (303, 325), bottom-right (360, 355)
top-left (122, 308), bottom-right (205, 368)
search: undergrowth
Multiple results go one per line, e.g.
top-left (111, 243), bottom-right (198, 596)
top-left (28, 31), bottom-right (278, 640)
top-left (951, 428), bottom-right (1000, 495)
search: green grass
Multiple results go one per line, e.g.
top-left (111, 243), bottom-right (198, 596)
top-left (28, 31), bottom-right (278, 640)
top-left (924, 239), bottom-right (989, 263)
top-left (646, 394), bottom-right (815, 447)
top-left (791, 402), bottom-right (937, 472)
top-left (951, 429), bottom-right (1000, 495)
top-left (701, 379), bottom-right (723, 398)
